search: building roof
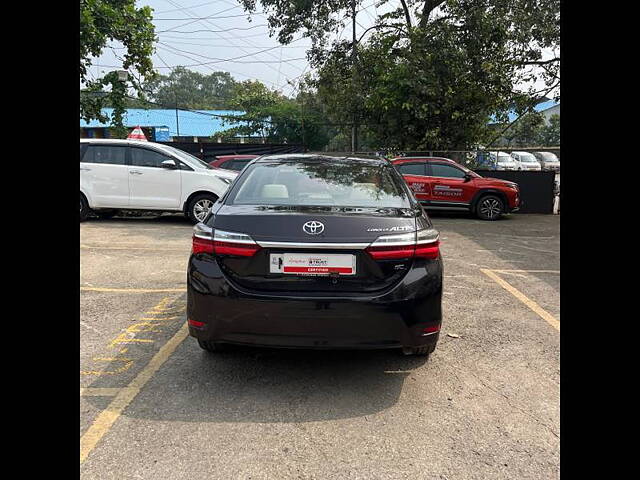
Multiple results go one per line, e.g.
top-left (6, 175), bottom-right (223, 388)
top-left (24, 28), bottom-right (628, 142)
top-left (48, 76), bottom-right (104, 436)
top-left (490, 99), bottom-right (560, 124)
top-left (80, 108), bottom-right (250, 137)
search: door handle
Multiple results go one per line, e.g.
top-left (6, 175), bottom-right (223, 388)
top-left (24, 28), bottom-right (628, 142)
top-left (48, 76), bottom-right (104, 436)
top-left (80, 167), bottom-right (91, 171)
top-left (129, 170), bottom-right (143, 175)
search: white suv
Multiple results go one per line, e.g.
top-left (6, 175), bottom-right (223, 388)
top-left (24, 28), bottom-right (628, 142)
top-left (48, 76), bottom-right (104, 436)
top-left (80, 139), bottom-right (237, 223)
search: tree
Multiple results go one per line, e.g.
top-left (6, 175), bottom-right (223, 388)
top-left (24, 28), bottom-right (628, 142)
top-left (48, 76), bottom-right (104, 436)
top-left (144, 67), bottom-right (238, 110)
top-left (237, 0), bottom-right (560, 150)
top-left (213, 80), bottom-right (330, 150)
top-left (80, 0), bottom-right (156, 137)
top-left (538, 114), bottom-right (560, 146)
top-left (502, 112), bottom-right (545, 147)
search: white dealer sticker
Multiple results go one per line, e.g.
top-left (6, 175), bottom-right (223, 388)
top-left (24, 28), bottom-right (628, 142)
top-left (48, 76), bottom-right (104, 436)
top-left (270, 253), bottom-right (356, 276)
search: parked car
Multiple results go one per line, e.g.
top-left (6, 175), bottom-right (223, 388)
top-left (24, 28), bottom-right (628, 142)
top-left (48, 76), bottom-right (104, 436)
top-left (391, 156), bottom-right (520, 220)
top-left (80, 139), bottom-right (237, 224)
top-left (209, 154), bottom-right (259, 172)
top-left (510, 151), bottom-right (542, 171)
top-left (187, 154), bottom-right (443, 356)
top-left (490, 151), bottom-right (519, 170)
top-left (533, 151), bottom-right (560, 171)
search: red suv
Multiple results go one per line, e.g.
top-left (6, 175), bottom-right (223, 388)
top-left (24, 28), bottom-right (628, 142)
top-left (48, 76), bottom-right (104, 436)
top-left (209, 155), bottom-right (258, 172)
top-left (391, 157), bottom-right (521, 220)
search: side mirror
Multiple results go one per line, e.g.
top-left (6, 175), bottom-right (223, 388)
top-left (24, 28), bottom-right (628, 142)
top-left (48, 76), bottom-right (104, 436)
top-left (161, 159), bottom-right (177, 169)
top-left (463, 173), bottom-right (472, 182)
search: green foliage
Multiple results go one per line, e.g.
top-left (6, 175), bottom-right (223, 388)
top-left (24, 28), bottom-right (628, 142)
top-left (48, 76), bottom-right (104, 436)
top-left (80, 0), bottom-right (156, 135)
top-left (539, 114), bottom-right (560, 146)
top-left (239, 0), bottom-right (560, 150)
top-left (143, 67), bottom-right (238, 109)
top-left (213, 80), bottom-right (330, 149)
top-left (503, 112), bottom-right (545, 147)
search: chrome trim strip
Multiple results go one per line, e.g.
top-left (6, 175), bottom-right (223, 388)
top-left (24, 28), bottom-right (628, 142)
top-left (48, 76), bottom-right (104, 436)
top-left (256, 241), bottom-right (370, 249)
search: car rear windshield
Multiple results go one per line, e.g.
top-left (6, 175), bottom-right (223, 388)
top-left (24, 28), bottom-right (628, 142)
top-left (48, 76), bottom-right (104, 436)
top-left (539, 152), bottom-right (559, 162)
top-left (519, 153), bottom-right (538, 163)
top-left (227, 161), bottom-right (411, 208)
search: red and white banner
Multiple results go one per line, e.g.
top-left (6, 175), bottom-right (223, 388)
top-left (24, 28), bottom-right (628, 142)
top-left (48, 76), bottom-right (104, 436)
top-left (127, 126), bottom-right (148, 141)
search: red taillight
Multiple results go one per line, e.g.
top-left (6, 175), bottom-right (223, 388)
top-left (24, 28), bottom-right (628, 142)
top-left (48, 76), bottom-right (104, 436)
top-left (422, 325), bottom-right (440, 334)
top-left (191, 226), bottom-right (260, 257)
top-left (366, 229), bottom-right (440, 260)
top-left (188, 318), bottom-right (205, 328)
top-left (213, 241), bottom-right (260, 257)
top-left (415, 240), bottom-right (440, 259)
top-left (365, 244), bottom-right (416, 260)
top-left (192, 235), bottom-right (214, 254)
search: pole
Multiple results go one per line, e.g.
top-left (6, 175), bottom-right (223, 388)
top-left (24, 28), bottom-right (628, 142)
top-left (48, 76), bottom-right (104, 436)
top-left (351, 0), bottom-right (358, 153)
top-left (175, 90), bottom-right (180, 138)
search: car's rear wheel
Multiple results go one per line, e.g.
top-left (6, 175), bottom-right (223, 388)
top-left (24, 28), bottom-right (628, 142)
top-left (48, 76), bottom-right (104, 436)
top-left (80, 194), bottom-right (89, 222)
top-left (187, 193), bottom-right (218, 224)
top-left (476, 195), bottom-right (504, 221)
top-left (402, 344), bottom-right (436, 356)
top-left (197, 339), bottom-right (228, 352)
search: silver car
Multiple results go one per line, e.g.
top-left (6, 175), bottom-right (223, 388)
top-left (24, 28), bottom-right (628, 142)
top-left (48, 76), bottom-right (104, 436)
top-left (511, 151), bottom-right (542, 171)
top-left (533, 151), bottom-right (560, 172)
top-left (489, 151), bottom-right (519, 170)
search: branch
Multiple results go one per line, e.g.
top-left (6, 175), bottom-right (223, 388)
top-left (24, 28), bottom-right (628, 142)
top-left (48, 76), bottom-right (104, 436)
top-left (518, 57), bottom-right (560, 66)
top-left (419, 0), bottom-right (446, 28)
top-left (357, 23), bottom-right (408, 43)
top-left (399, 0), bottom-right (412, 29)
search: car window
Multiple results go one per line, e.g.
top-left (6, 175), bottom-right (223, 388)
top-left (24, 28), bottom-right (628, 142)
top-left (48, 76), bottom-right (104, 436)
top-left (228, 161), bottom-right (411, 208)
top-left (83, 145), bottom-right (127, 165)
top-left (396, 163), bottom-right (426, 176)
top-left (429, 163), bottom-right (466, 179)
top-left (80, 143), bottom-right (88, 161)
top-left (230, 159), bottom-right (251, 171)
top-left (130, 147), bottom-right (172, 168)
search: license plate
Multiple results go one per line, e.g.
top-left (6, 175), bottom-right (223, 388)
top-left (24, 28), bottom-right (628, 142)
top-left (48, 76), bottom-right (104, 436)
top-left (270, 253), bottom-right (356, 276)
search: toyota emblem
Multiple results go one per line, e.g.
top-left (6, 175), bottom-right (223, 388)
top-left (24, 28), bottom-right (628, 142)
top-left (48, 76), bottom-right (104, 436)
top-left (303, 220), bottom-right (325, 235)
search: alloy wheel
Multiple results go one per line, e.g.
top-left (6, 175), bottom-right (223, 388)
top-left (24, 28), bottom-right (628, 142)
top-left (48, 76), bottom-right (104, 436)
top-left (193, 199), bottom-right (213, 222)
top-left (479, 198), bottom-right (502, 219)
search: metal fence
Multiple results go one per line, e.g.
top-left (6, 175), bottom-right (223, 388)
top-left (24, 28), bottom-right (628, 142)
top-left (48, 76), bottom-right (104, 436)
top-left (161, 141), bottom-right (305, 163)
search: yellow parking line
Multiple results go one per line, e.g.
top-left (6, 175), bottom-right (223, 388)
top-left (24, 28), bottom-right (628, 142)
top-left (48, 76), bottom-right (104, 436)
top-left (80, 322), bottom-right (189, 464)
top-left (81, 287), bottom-right (186, 293)
top-left (492, 269), bottom-right (560, 274)
top-left (80, 388), bottom-right (129, 397)
top-left (481, 268), bottom-right (560, 331)
top-left (81, 244), bottom-right (189, 251)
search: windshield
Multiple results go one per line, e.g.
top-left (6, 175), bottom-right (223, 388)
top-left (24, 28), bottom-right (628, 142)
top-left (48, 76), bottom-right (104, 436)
top-left (519, 153), bottom-right (538, 163)
top-left (227, 161), bottom-right (411, 208)
top-left (163, 145), bottom-right (213, 169)
top-left (496, 154), bottom-right (513, 164)
top-left (540, 152), bottom-right (559, 162)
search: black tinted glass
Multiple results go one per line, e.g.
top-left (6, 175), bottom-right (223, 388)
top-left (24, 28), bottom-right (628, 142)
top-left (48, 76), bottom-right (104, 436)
top-left (229, 161), bottom-right (410, 208)
top-left (131, 148), bottom-right (170, 168)
top-left (397, 163), bottom-right (425, 175)
top-left (429, 163), bottom-right (466, 179)
top-left (84, 145), bottom-right (127, 165)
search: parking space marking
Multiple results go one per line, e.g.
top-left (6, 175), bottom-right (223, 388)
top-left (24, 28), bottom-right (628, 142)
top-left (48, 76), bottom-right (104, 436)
top-left (481, 268), bottom-right (560, 331)
top-left (81, 244), bottom-right (188, 252)
top-left (80, 388), bottom-right (128, 397)
top-left (80, 322), bottom-right (189, 464)
top-left (81, 287), bottom-right (186, 293)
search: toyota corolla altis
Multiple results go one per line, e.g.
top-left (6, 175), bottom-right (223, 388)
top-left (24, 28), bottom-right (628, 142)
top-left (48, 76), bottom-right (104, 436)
top-left (187, 154), bottom-right (443, 356)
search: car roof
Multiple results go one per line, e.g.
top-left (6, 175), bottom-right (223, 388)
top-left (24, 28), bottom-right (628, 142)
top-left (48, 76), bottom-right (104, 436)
top-left (215, 155), bottom-right (259, 160)
top-left (391, 156), bottom-right (456, 164)
top-left (254, 153), bottom-right (388, 166)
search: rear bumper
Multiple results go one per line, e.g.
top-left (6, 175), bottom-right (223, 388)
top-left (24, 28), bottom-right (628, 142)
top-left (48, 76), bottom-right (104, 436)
top-left (187, 256), bottom-right (443, 350)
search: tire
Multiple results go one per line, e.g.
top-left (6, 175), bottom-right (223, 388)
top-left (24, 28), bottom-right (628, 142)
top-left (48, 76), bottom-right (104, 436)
top-left (476, 194), bottom-right (504, 221)
top-left (187, 193), bottom-right (218, 224)
top-left (401, 344), bottom-right (436, 356)
top-left (96, 209), bottom-right (118, 220)
top-left (197, 339), bottom-right (228, 352)
top-left (80, 194), bottom-right (89, 222)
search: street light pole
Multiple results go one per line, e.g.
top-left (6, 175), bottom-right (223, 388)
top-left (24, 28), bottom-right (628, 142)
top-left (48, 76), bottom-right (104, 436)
top-left (175, 90), bottom-right (180, 138)
top-left (351, 0), bottom-right (358, 153)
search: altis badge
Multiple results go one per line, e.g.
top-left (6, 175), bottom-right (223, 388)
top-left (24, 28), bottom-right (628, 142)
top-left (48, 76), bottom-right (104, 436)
top-left (366, 225), bottom-right (413, 232)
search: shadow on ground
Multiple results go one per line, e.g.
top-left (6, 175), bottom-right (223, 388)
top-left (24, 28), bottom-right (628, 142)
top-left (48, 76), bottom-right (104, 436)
top-left (86, 343), bottom-right (428, 424)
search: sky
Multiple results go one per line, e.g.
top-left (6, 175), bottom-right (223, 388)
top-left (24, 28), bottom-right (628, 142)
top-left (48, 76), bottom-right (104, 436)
top-left (88, 0), bottom-right (558, 100)
top-left (89, 0), bottom-right (396, 98)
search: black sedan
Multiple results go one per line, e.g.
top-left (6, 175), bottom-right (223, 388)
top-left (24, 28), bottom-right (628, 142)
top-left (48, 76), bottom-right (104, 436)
top-left (187, 154), bottom-right (443, 356)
